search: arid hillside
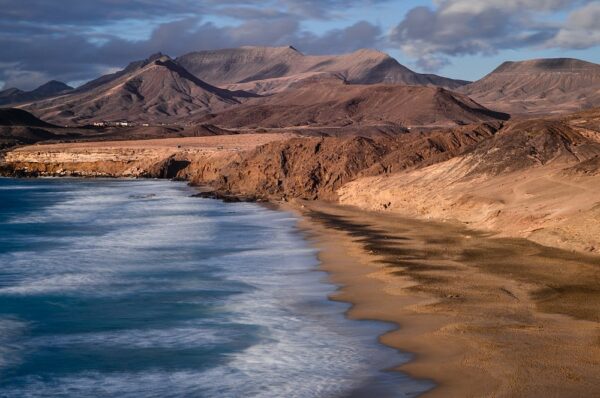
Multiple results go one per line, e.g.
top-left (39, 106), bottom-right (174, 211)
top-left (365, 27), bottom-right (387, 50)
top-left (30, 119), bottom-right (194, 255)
top-left (23, 54), bottom-right (255, 125)
top-left (0, 108), bottom-right (61, 150)
top-left (0, 108), bottom-right (56, 127)
top-left (200, 81), bottom-right (508, 130)
top-left (204, 122), bottom-right (503, 200)
top-left (338, 109), bottom-right (600, 252)
top-left (462, 58), bottom-right (600, 114)
top-left (0, 107), bottom-right (237, 151)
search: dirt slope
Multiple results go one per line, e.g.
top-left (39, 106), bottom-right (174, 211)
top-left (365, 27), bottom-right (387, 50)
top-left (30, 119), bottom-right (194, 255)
top-left (338, 109), bottom-right (600, 252)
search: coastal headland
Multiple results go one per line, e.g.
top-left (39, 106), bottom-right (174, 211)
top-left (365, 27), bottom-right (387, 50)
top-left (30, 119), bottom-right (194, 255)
top-left (2, 126), bottom-right (599, 396)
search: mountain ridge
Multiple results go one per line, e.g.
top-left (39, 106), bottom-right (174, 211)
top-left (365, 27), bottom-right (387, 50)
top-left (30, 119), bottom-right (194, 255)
top-left (0, 81), bottom-right (73, 106)
top-left (199, 79), bottom-right (508, 130)
top-left (23, 55), bottom-right (254, 124)
top-left (176, 46), bottom-right (470, 93)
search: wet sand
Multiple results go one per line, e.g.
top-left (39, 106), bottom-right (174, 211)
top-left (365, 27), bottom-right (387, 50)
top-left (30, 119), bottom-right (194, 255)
top-left (285, 200), bottom-right (600, 397)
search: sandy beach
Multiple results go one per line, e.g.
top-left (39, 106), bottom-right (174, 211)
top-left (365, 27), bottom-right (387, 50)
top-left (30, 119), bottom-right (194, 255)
top-left (287, 200), bottom-right (600, 397)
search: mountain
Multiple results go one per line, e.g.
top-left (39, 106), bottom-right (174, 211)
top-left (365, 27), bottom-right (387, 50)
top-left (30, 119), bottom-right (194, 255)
top-left (461, 58), bottom-right (600, 114)
top-left (176, 46), bottom-right (469, 94)
top-left (31, 81), bottom-right (73, 97)
top-left (0, 108), bottom-right (60, 150)
top-left (199, 79), bottom-right (508, 130)
top-left (0, 108), bottom-right (56, 127)
top-left (0, 81), bottom-right (72, 106)
top-left (24, 54), bottom-right (255, 124)
top-left (73, 52), bottom-right (168, 93)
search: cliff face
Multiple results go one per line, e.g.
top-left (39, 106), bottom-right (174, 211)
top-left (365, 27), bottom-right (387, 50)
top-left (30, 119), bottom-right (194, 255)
top-left (1, 134), bottom-right (291, 180)
top-left (195, 123), bottom-right (503, 200)
top-left (2, 109), bottom-right (600, 254)
top-left (337, 115), bottom-right (600, 253)
top-left (1, 123), bottom-right (504, 199)
top-left (202, 136), bottom-right (390, 200)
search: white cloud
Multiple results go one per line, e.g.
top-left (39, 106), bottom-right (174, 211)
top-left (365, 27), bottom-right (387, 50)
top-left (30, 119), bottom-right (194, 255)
top-left (550, 2), bottom-right (600, 49)
top-left (389, 0), bottom-right (595, 71)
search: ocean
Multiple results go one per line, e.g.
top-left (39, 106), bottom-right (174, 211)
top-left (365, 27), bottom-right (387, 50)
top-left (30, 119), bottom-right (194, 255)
top-left (0, 178), bottom-right (430, 397)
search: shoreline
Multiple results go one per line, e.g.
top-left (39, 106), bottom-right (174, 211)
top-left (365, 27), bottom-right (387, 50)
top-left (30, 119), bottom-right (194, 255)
top-left (282, 201), bottom-right (464, 397)
top-left (2, 172), bottom-right (599, 396)
top-left (284, 200), bottom-right (600, 397)
top-left (1, 177), bottom-right (420, 397)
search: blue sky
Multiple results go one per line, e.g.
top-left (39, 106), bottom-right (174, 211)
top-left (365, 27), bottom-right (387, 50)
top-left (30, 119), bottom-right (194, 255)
top-left (1, 0), bottom-right (599, 89)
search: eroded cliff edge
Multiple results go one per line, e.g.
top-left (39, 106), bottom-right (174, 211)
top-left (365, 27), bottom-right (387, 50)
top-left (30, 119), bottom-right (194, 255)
top-left (2, 109), bottom-right (600, 253)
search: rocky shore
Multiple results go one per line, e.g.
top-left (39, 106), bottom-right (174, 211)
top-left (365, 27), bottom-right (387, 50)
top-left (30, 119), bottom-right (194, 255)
top-left (3, 113), bottom-right (599, 255)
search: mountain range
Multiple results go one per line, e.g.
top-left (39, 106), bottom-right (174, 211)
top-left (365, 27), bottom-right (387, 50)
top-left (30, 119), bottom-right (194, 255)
top-left (198, 78), bottom-right (508, 130)
top-left (24, 54), bottom-right (257, 125)
top-left (176, 46), bottom-right (469, 93)
top-left (0, 80), bottom-right (72, 106)
top-left (2, 46), bottom-right (600, 259)
top-left (0, 47), bottom-right (599, 129)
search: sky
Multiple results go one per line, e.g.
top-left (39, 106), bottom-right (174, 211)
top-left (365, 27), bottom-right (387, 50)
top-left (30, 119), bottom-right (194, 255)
top-left (1, 0), bottom-right (599, 90)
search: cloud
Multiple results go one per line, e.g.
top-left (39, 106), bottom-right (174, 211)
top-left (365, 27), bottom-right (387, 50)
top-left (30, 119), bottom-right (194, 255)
top-left (550, 2), bottom-right (600, 49)
top-left (0, 0), bottom-right (385, 24)
top-left (0, 0), bottom-right (202, 24)
top-left (279, 0), bottom-right (389, 19)
top-left (1, 69), bottom-right (51, 91)
top-left (389, 0), bottom-right (594, 71)
top-left (295, 21), bottom-right (383, 55)
top-left (0, 0), bottom-right (388, 89)
top-left (0, 14), bottom-right (382, 90)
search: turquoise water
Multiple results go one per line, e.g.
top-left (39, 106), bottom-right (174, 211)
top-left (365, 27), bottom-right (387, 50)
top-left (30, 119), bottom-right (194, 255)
top-left (0, 178), bottom-right (430, 397)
